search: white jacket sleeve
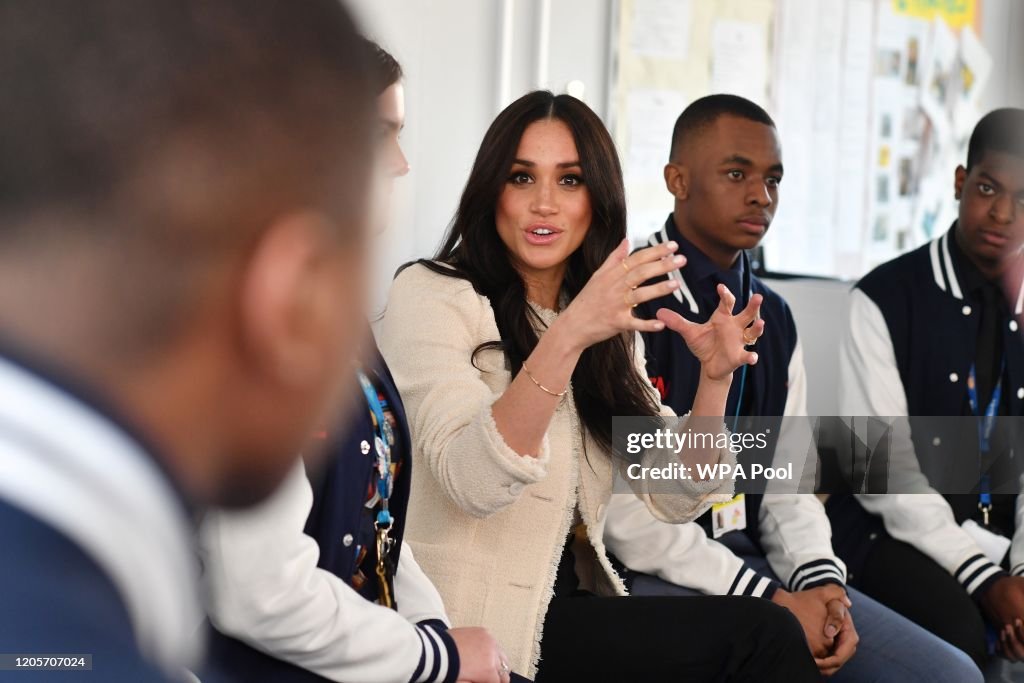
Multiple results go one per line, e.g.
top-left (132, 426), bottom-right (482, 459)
top-left (394, 542), bottom-right (450, 627)
top-left (759, 494), bottom-right (846, 591)
top-left (841, 288), bottom-right (1005, 597)
top-left (760, 339), bottom-right (846, 590)
top-left (604, 493), bottom-right (779, 597)
top-left (199, 461), bottom-right (459, 683)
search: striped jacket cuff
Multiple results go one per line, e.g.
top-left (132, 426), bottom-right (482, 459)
top-left (410, 620), bottom-right (459, 683)
top-left (789, 559), bottom-right (846, 592)
top-left (955, 554), bottom-right (1007, 598)
top-left (727, 566), bottom-right (781, 599)
top-left (1011, 563), bottom-right (1024, 577)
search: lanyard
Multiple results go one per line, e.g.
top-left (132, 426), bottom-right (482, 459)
top-left (732, 365), bottom-right (748, 434)
top-left (967, 361), bottom-right (1003, 524)
top-left (358, 370), bottom-right (395, 526)
top-left (357, 370), bottom-right (397, 607)
top-left (731, 254), bottom-right (753, 433)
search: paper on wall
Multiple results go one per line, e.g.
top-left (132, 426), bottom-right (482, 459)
top-left (630, 0), bottom-right (693, 61)
top-left (953, 26), bottom-right (993, 141)
top-left (710, 20), bottom-right (768, 106)
top-left (919, 18), bottom-right (958, 141)
top-left (624, 89), bottom-right (688, 184)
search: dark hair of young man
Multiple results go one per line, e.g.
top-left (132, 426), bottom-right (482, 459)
top-left (670, 94), bottom-right (776, 162)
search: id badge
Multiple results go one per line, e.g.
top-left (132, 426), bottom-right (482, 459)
top-left (711, 494), bottom-right (747, 539)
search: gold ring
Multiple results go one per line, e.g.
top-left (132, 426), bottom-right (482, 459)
top-left (624, 291), bottom-right (638, 309)
top-left (621, 258), bottom-right (630, 273)
top-left (743, 331), bottom-right (758, 346)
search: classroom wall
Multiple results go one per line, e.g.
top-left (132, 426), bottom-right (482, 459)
top-left (352, 0), bottom-right (1019, 303)
top-left (352, 0), bottom-right (1020, 397)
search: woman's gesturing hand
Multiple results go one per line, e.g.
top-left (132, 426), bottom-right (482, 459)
top-left (558, 238), bottom-right (684, 352)
top-left (656, 284), bottom-right (764, 382)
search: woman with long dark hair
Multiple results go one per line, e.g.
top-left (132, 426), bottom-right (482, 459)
top-left (379, 91), bottom-right (819, 681)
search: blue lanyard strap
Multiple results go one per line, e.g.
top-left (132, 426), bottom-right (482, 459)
top-left (357, 370), bottom-right (394, 526)
top-left (731, 365), bottom-right (748, 434)
top-left (967, 362), bottom-right (1003, 453)
top-left (967, 361), bottom-right (1003, 508)
top-left (730, 258), bottom-right (752, 434)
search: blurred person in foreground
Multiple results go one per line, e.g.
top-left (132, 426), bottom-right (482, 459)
top-left (0, 1), bottom-right (379, 680)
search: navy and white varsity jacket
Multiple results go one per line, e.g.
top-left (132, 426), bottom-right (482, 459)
top-left (605, 216), bottom-right (846, 600)
top-left (836, 223), bottom-right (1024, 597)
top-left (201, 338), bottom-right (459, 683)
top-left (0, 348), bottom-right (202, 682)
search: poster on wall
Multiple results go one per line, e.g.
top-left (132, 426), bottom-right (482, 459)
top-left (891, 0), bottom-right (976, 29)
top-left (612, 0), bottom-right (774, 246)
top-left (612, 0), bottom-right (994, 279)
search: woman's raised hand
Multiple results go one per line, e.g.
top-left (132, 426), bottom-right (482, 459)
top-left (656, 284), bottom-right (764, 381)
top-left (558, 238), bottom-right (685, 351)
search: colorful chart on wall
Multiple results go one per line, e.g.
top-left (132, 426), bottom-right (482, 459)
top-left (610, 0), bottom-right (989, 279)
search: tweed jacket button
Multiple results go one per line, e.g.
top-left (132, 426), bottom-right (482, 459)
top-left (932, 437), bottom-right (941, 446)
top-left (1011, 320), bottom-right (1019, 332)
top-left (962, 305), bottom-right (972, 316)
top-left (1018, 388), bottom-right (1024, 400)
top-left (949, 373), bottom-right (959, 383)
top-left (342, 533), bottom-right (354, 547)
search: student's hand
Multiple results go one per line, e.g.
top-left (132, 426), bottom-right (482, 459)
top-left (815, 598), bottom-right (859, 676)
top-left (998, 620), bottom-right (1024, 661)
top-left (981, 576), bottom-right (1024, 634)
top-left (986, 576), bottom-right (1024, 662)
top-left (449, 627), bottom-right (511, 683)
top-left (656, 284), bottom-right (764, 382)
top-left (771, 585), bottom-right (851, 659)
top-left (557, 239), bottom-right (684, 352)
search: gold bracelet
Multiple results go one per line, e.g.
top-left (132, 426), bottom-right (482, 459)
top-left (520, 361), bottom-right (568, 397)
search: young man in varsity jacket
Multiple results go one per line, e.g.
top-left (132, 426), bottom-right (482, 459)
top-left (199, 41), bottom-right (512, 683)
top-left (830, 108), bottom-right (1024, 668)
top-left (604, 94), bottom-right (982, 682)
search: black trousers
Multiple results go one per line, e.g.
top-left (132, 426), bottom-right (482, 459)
top-left (852, 534), bottom-right (989, 669)
top-left (533, 594), bottom-right (819, 682)
top-left (827, 495), bottom-right (991, 669)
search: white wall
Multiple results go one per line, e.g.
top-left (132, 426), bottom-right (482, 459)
top-left (980, 0), bottom-right (1024, 110)
top-left (763, 278), bottom-right (852, 416)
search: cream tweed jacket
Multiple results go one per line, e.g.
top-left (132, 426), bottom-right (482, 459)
top-left (378, 263), bottom-right (734, 676)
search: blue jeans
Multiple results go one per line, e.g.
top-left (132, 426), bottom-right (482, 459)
top-left (630, 532), bottom-right (983, 683)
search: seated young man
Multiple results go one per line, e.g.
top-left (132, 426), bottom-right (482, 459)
top-left (605, 94), bottom-right (982, 682)
top-left (200, 41), bottom-right (512, 683)
top-left (830, 107), bottom-right (1024, 668)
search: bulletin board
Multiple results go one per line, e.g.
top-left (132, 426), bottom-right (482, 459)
top-left (610, 0), bottom-right (990, 280)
